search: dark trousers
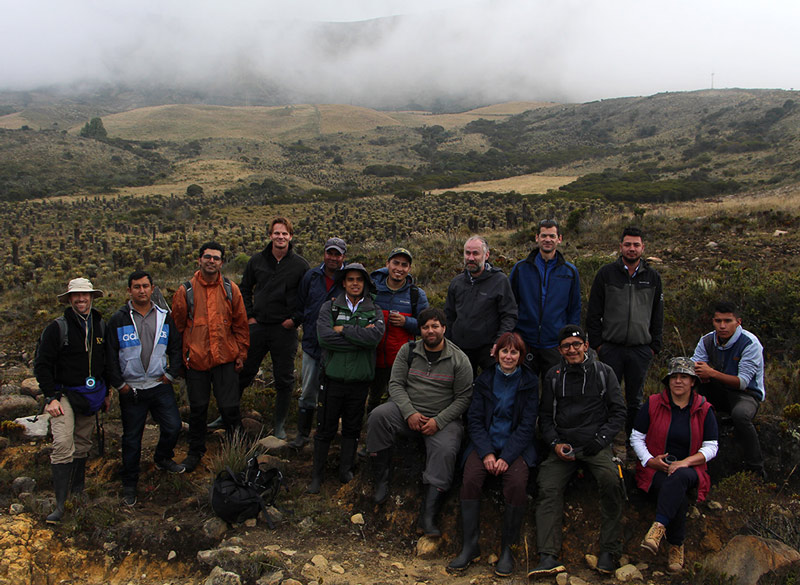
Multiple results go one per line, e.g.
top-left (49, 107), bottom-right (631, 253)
top-left (462, 345), bottom-right (496, 379)
top-left (648, 467), bottom-right (698, 546)
top-left (238, 322), bottom-right (298, 396)
top-left (460, 450), bottom-right (529, 506)
top-left (367, 366), bottom-right (392, 415)
top-left (699, 381), bottom-right (763, 470)
top-left (315, 379), bottom-right (370, 442)
top-left (186, 362), bottom-right (240, 456)
top-left (535, 446), bottom-right (623, 556)
top-left (525, 346), bottom-right (562, 379)
top-left (597, 343), bottom-right (653, 432)
top-left (119, 383), bottom-right (183, 488)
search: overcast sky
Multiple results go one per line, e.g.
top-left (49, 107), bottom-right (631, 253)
top-left (1, 0), bottom-right (798, 105)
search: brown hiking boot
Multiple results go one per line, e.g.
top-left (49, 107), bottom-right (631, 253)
top-left (640, 521), bottom-right (666, 555)
top-left (667, 544), bottom-right (684, 573)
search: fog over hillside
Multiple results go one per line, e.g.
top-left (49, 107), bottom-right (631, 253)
top-left (1, 0), bottom-right (799, 108)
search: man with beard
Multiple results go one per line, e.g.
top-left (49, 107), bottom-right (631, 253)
top-left (445, 236), bottom-right (517, 377)
top-left (510, 219), bottom-right (581, 378)
top-left (35, 277), bottom-right (110, 524)
top-left (529, 325), bottom-right (625, 577)
top-left (289, 237), bottom-right (347, 449)
top-left (586, 227), bottom-right (663, 434)
top-left (238, 217), bottom-right (309, 439)
top-left (366, 307), bottom-right (473, 536)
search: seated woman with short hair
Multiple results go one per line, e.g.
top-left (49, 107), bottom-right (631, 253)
top-left (448, 332), bottom-right (538, 578)
top-left (631, 357), bottom-right (719, 574)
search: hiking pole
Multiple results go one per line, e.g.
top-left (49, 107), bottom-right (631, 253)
top-left (612, 456), bottom-right (628, 501)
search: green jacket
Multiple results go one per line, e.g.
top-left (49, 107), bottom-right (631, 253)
top-left (317, 292), bottom-right (385, 382)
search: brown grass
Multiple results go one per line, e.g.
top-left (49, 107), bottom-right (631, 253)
top-left (431, 173), bottom-right (578, 195)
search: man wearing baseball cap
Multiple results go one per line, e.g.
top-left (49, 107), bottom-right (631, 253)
top-left (530, 325), bottom-right (625, 577)
top-left (289, 237), bottom-right (347, 449)
top-left (367, 248), bottom-right (429, 418)
top-left (34, 277), bottom-right (110, 524)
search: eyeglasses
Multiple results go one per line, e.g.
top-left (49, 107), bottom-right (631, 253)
top-left (559, 341), bottom-right (585, 351)
top-left (202, 254), bottom-right (223, 262)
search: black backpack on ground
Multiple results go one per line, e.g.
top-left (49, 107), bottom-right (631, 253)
top-left (210, 457), bottom-right (283, 528)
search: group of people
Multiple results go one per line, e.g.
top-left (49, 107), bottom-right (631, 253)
top-left (34, 216), bottom-right (766, 578)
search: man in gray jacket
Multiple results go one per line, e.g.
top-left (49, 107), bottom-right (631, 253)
top-left (444, 236), bottom-right (517, 377)
top-left (366, 307), bottom-right (473, 536)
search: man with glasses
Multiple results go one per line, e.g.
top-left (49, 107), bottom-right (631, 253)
top-left (172, 242), bottom-right (250, 472)
top-left (530, 325), bottom-right (625, 577)
top-left (510, 219), bottom-right (581, 378)
top-left (238, 217), bottom-right (309, 440)
top-left (445, 236), bottom-right (517, 377)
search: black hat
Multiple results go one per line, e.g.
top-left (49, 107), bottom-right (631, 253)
top-left (557, 325), bottom-right (587, 344)
top-left (324, 237), bottom-right (347, 255)
top-left (335, 263), bottom-right (377, 294)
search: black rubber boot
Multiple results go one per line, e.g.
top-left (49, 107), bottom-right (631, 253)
top-left (272, 389), bottom-right (291, 440)
top-left (370, 448), bottom-right (392, 504)
top-left (447, 500), bottom-right (481, 572)
top-left (289, 408), bottom-right (314, 449)
top-left (495, 504), bottom-right (525, 577)
top-left (306, 439), bottom-right (330, 494)
top-left (71, 457), bottom-right (87, 498)
top-left (46, 463), bottom-right (73, 524)
top-left (418, 484), bottom-right (445, 536)
top-left (339, 437), bottom-right (357, 483)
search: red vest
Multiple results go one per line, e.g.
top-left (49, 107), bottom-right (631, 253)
top-left (635, 389), bottom-right (713, 501)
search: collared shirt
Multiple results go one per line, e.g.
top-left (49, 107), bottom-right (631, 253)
top-left (345, 295), bottom-right (364, 313)
top-left (129, 301), bottom-right (157, 371)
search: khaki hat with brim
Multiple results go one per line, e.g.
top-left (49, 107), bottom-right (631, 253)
top-left (661, 356), bottom-right (699, 386)
top-left (57, 278), bottom-right (104, 304)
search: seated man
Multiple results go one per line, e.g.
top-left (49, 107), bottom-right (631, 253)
top-left (691, 301), bottom-right (765, 478)
top-left (366, 307), bottom-right (473, 536)
top-left (529, 325), bottom-right (625, 577)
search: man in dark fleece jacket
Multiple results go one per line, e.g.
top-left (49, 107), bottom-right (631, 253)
top-left (586, 226), bottom-right (663, 434)
top-left (530, 325), bottom-right (625, 578)
top-left (238, 217), bottom-right (309, 439)
top-left (444, 236), bottom-right (517, 377)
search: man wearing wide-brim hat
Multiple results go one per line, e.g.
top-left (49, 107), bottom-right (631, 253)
top-left (34, 277), bottom-right (110, 524)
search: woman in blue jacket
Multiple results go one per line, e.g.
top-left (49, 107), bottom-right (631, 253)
top-left (448, 332), bottom-right (539, 577)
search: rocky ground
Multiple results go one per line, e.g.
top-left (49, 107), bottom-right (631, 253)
top-left (2, 361), bottom-right (800, 585)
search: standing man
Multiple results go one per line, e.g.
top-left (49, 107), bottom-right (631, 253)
top-left (238, 217), bottom-right (309, 439)
top-left (445, 236), bottom-right (517, 377)
top-left (529, 325), bottom-right (626, 577)
top-left (106, 271), bottom-right (185, 506)
top-left (691, 301), bottom-right (766, 478)
top-left (368, 247), bottom-right (429, 415)
top-left (586, 226), bottom-right (663, 433)
top-left (510, 219), bottom-right (581, 377)
top-left (289, 237), bottom-right (346, 449)
top-left (172, 242), bottom-right (249, 472)
top-left (367, 307), bottom-right (474, 536)
top-left (34, 277), bottom-right (109, 524)
top-left (308, 264), bottom-right (384, 493)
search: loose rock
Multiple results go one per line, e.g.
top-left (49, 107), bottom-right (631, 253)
top-left (350, 513), bottom-right (364, 525)
top-left (703, 534), bottom-right (800, 585)
top-left (203, 517), bottom-right (229, 540)
top-left (0, 395), bottom-right (38, 420)
top-left (556, 573), bottom-right (569, 585)
top-left (615, 564), bottom-right (643, 582)
top-left (20, 378), bottom-right (40, 397)
top-left (13, 415), bottom-right (50, 438)
top-left (311, 554), bottom-right (328, 568)
top-left (203, 566), bottom-right (241, 585)
top-left (11, 476), bottom-right (36, 495)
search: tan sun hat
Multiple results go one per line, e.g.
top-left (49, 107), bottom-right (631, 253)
top-left (57, 278), bottom-right (104, 304)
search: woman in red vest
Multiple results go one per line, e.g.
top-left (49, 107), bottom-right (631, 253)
top-left (631, 357), bottom-right (718, 574)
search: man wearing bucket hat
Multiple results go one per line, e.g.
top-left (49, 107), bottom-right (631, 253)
top-left (34, 277), bottom-right (110, 524)
top-left (307, 263), bottom-right (384, 494)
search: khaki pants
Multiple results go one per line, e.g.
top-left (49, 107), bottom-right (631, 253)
top-left (49, 395), bottom-right (95, 464)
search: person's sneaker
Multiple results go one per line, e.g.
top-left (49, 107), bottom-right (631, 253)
top-left (526, 554), bottom-right (565, 577)
top-left (596, 551), bottom-right (617, 574)
top-left (122, 487), bottom-right (137, 507)
top-left (155, 459), bottom-right (186, 474)
top-left (641, 521), bottom-right (666, 555)
top-left (667, 544), bottom-right (685, 573)
top-left (181, 454), bottom-right (202, 473)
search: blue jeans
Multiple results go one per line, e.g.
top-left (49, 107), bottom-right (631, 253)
top-left (119, 383), bottom-right (182, 488)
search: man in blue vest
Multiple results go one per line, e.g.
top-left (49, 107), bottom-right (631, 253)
top-left (510, 219), bottom-right (581, 378)
top-left (691, 301), bottom-right (765, 478)
top-left (107, 271), bottom-right (185, 506)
